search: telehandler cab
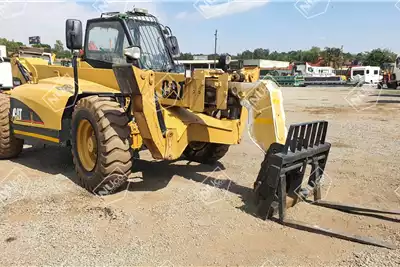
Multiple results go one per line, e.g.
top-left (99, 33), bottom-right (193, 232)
top-left (1, 8), bottom-right (398, 249)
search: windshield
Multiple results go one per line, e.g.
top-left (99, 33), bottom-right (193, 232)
top-left (353, 70), bottom-right (365, 76)
top-left (127, 17), bottom-right (173, 71)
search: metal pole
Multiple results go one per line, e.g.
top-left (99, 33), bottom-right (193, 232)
top-left (340, 45), bottom-right (344, 69)
top-left (214, 29), bottom-right (217, 69)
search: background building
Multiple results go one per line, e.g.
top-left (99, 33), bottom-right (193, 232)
top-left (242, 59), bottom-right (290, 68)
top-left (174, 59), bottom-right (289, 70)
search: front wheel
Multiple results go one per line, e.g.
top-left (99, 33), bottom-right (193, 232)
top-left (71, 96), bottom-right (134, 193)
top-left (0, 94), bottom-right (23, 159)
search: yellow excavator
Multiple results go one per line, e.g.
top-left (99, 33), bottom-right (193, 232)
top-left (1, 8), bottom-right (397, 249)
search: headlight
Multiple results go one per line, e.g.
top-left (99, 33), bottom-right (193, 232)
top-left (219, 54), bottom-right (231, 67)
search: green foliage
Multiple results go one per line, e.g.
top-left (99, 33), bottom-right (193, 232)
top-left (176, 47), bottom-right (398, 67)
top-left (1, 36), bottom-right (397, 66)
top-left (53, 40), bottom-right (64, 53)
top-left (0, 38), bottom-right (24, 54)
top-left (55, 50), bottom-right (72, 59)
top-left (363, 49), bottom-right (397, 66)
top-left (32, 43), bottom-right (51, 49)
top-left (0, 37), bottom-right (73, 59)
top-left (52, 40), bottom-right (71, 59)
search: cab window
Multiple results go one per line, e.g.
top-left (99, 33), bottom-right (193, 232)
top-left (85, 20), bottom-right (129, 64)
top-left (353, 70), bottom-right (365, 76)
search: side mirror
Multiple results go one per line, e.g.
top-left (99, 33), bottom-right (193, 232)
top-left (184, 69), bottom-right (192, 78)
top-left (124, 46), bottom-right (141, 60)
top-left (65, 19), bottom-right (83, 50)
top-left (166, 36), bottom-right (180, 57)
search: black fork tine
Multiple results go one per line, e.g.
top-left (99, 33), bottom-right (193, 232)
top-left (297, 125), bottom-right (307, 151)
top-left (315, 122), bottom-right (324, 146)
top-left (309, 122), bottom-right (318, 148)
top-left (291, 126), bottom-right (300, 153)
top-left (304, 124), bottom-right (312, 149)
top-left (283, 126), bottom-right (295, 154)
top-left (320, 121), bottom-right (328, 144)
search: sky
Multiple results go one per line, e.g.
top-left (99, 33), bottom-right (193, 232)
top-left (1, 0), bottom-right (400, 55)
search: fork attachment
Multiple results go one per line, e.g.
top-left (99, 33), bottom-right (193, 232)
top-left (253, 120), bottom-right (398, 249)
top-left (253, 120), bottom-right (331, 221)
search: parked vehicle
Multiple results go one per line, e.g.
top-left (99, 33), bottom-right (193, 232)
top-left (350, 66), bottom-right (380, 85)
top-left (0, 57), bottom-right (13, 90)
top-left (378, 59), bottom-right (400, 89)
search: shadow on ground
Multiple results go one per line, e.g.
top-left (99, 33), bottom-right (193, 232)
top-left (11, 144), bottom-right (257, 215)
top-left (371, 94), bottom-right (400, 98)
top-left (369, 100), bottom-right (400, 104)
top-left (11, 144), bottom-right (399, 247)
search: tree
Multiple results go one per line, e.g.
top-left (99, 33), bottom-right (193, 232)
top-left (56, 50), bottom-right (72, 59)
top-left (207, 53), bottom-right (218, 60)
top-left (240, 50), bottom-right (254, 59)
top-left (176, 53), bottom-right (193, 60)
top-left (321, 47), bottom-right (342, 68)
top-left (253, 48), bottom-right (269, 59)
top-left (1, 35), bottom-right (397, 66)
top-left (53, 40), bottom-right (64, 53)
top-left (32, 43), bottom-right (51, 49)
top-left (302, 46), bottom-right (321, 62)
top-left (267, 51), bottom-right (279, 60)
top-left (363, 49), bottom-right (396, 66)
top-left (0, 38), bottom-right (24, 54)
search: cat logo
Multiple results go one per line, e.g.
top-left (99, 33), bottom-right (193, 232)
top-left (55, 84), bottom-right (74, 93)
top-left (12, 108), bottom-right (22, 121)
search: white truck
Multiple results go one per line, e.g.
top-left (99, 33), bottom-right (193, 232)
top-left (350, 66), bottom-right (381, 85)
top-left (294, 62), bottom-right (336, 77)
top-left (0, 45), bottom-right (7, 57)
top-left (0, 45), bottom-right (13, 90)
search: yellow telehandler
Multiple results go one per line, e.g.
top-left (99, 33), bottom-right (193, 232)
top-left (1, 8), bottom-right (397, 249)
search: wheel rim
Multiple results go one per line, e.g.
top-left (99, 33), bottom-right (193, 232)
top-left (76, 119), bottom-right (97, 172)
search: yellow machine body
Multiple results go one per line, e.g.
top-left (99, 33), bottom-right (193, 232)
top-left (8, 57), bottom-right (287, 159)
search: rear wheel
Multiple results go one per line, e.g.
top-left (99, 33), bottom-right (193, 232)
top-left (183, 142), bottom-right (230, 165)
top-left (71, 96), bottom-right (134, 193)
top-left (0, 94), bottom-right (23, 159)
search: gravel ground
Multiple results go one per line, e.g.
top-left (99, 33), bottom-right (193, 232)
top-left (0, 86), bottom-right (399, 266)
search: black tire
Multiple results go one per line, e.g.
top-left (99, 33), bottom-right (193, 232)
top-left (389, 82), bottom-right (398, 89)
top-left (71, 96), bottom-right (134, 193)
top-left (0, 94), bottom-right (23, 159)
top-left (183, 142), bottom-right (230, 164)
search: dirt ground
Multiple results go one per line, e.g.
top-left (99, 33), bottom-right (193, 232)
top-left (0, 86), bottom-right (399, 266)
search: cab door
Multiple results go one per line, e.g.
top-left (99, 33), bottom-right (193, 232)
top-left (83, 19), bottom-right (131, 69)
